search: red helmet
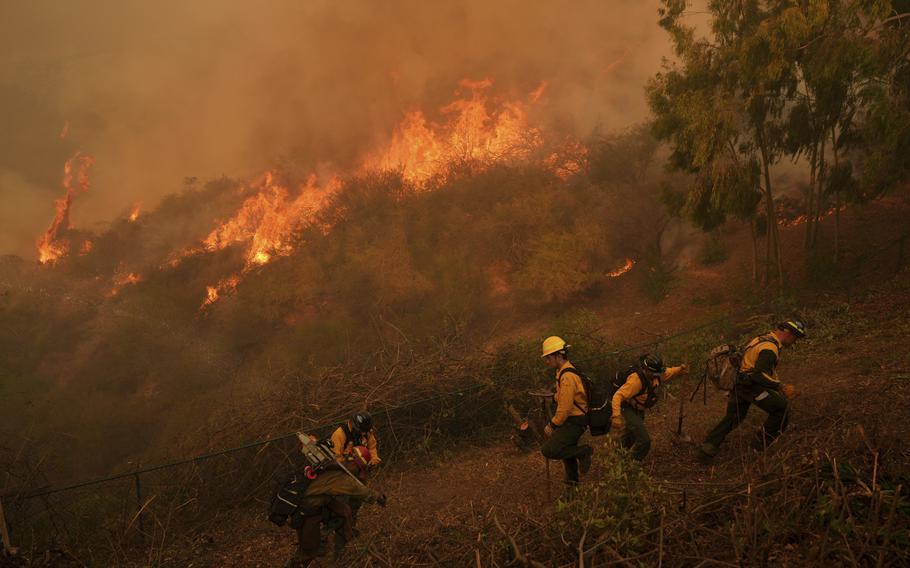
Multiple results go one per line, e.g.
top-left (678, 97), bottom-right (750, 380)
top-left (348, 445), bottom-right (371, 473)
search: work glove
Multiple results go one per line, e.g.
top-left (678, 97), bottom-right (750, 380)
top-left (544, 423), bottom-right (554, 437)
top-left (369, 456), bottom-right (382, 466)
top-left (780, 383), bottom-right (800, 400)
top-left (679, 363), bottom-right (689, 374)
top-left (609, 416), bottom-right (625, 440)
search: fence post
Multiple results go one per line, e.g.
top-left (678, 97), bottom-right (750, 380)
top-left (898, 234), bottom-right (906, 270)
top-left (0, 497), bottom-right (16, 556)
top-left (133, 472), bottom-right (144, 537)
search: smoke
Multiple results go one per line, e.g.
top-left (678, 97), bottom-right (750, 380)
top-left (0, 0), bottom-right (672, 258)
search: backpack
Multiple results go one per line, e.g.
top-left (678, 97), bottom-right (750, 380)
top-left (705, 335), bottom-right (781, 391)
top-left (612, 366), bottom-right (660, 409)
top-left (704, 344), bottom-right (742, 392)
top-left (267, 435), bottom-right (338, 527)
top-left (558, 367), bottom-right (612, 436)
top-left (268, 469), bottom-right (315, 527)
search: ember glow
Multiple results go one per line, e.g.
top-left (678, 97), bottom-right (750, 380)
top-left (779, 207), bottom-right (839, 227)
top-left (37, 152), bottom-right (95, 264)
top-left (607, 258), bottom-right (635, 277)
top-left (129, 204), bottom-right (141, 222)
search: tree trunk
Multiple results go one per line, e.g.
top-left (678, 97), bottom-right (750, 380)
top-left (758, 128), bottom-right (783, 294)
top-left (831, 124), bottom-right (841, 264)
top-left (811, 136), bottom-right (827, 248)
top-left (805, 141), bottom-right (818, 250)
top-left (750, 217), bottom-right (759, 282)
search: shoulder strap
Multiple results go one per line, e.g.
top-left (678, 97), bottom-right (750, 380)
top-left (341, 423), bottom-right (362, 446)
top-left (557, 367), bottom-right (588, 413)
top-left (744, 334), bottom-right (780, 353)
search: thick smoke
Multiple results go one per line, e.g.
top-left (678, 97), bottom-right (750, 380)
top-left (0, 0), bottom-right (672, 257)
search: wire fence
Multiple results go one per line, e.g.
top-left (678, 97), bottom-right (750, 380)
top-left (1, 231), bottom-right (906, 563)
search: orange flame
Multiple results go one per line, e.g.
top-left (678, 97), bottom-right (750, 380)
top-left (201, 275), bottom-right (240, 309)
top-left (37, 152), bottom-right (95, 264)
top-left (191, 78), bottom-right (578, 307)
top-left (363, 78), bottom-right (545, 185)
top-left (200, 172), bottom-right (339, 269)
top-left (779, 207), bottom-right (839, 227)
top-left (607, 258), bottom-right (635, 277)
top-left (108, 272), bottom-right (143, 297)
top-left (129, 204), bottom-right (141, 222)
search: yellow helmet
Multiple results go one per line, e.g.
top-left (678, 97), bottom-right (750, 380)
top-left (541, 335), bottom-right (570, 358)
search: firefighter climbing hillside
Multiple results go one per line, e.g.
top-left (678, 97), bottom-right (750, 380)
top-left (331, 412), bottom-right (381, 466)
top-left (273, 438), bottom-right (386, 568)
top-left (610, 354), bottom-right (688, 460)
top-left (698, 319), bottom-right (806, 462)
top-left (539, 336), bottom-right (594, 486)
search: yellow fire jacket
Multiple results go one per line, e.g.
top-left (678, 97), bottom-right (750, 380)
top-left (738, 331), bottom-right (783, 391)
top-left (611, 365), bottom-right (685, 416)
top-left (551, 360), bottom-right (588, 427)
top-left (330, 423), bottom-right (380, 462)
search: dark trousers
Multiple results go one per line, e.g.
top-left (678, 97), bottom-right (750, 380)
top-left (286, 501), bottom-right (354, 567)
top-left (620, 407), bottom-right (651, 461)
top-left (541, 416), bottom-right (590, 483)
top-left (703, 388), bottom-right (790, 451)
top-left (287, 514), bottom-right (322, 567)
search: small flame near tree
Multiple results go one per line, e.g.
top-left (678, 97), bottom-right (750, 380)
top-left (607, 258), bottom-right (635, 277)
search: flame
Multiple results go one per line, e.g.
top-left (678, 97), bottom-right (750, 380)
top-left (200, 172), bottom-right (339, 269)
top-left (363, 78), bottom-right (545, 185)
top-left (190, 78), bottom-right (579, 307)
top-left (779, 206), bottom-right (839, 227)
top-left (129, 204), bottom-right (141, 222)
top-left (108, 272), bottom-right (143, 297)
top-left (607, 258), bottom-right (635, 277)
top-left (37, 152), bottom-right (95, 264)
top-left (201, 275), bottom-right (240, 309)
top-left (604, 48), bottom-right (631, 75)
top-left (79, 240), bottom-right (93, 254)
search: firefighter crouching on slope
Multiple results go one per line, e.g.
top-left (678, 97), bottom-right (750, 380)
top-left (610, 354), bottom-right (688, 460)
top-left (331, 412), bottom-right (381, 466)
top-left (540, 336), bottom-right (594, 486)
top-left (698, 319), bottom-right (806, 462)
top-left (285, 446), bottom-right (386, 568)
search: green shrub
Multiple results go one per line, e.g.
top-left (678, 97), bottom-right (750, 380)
top-left (553, 448), bottom-right (665, 556)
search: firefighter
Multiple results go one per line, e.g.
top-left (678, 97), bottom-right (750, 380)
top-left (610, 354), bottom-right (688, 460)
top-left (539, 336), bottom-right (594, 486)
top-left (285, 446), bottom-right (386, 567)
top-left (698, 319), bottom-right (806, 462)
top-left (330, 412), bottom-right (381, 466)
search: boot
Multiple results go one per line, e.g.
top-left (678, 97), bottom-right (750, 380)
top-left (578, 445), bottom-right (594, 475)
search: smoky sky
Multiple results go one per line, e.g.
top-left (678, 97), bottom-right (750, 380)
top-left (0, 0), bottom-right (674, 258)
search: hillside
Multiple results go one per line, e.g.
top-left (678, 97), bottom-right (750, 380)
top-left (121, 195), bottom-right (910, 567)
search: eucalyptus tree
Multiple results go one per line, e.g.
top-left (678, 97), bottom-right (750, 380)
top-left (780, 1), bottom-right (905, 261)
top-left (650, 0), bottom-right (793, 288)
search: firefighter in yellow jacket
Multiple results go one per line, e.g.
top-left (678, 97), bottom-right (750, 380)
top-left (539, 336), bottom-right (594, 485)
top-left (285, 447), bottom-right (386, 567)
top-left (698, 320), bottom-right (806, 462)
top-left (610, 354), bottom-right (687, 460)
top-left (330, 412), bottom-right (381, 466)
